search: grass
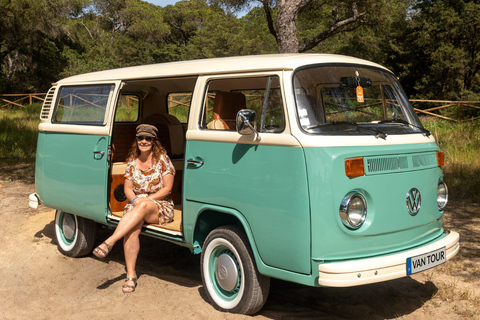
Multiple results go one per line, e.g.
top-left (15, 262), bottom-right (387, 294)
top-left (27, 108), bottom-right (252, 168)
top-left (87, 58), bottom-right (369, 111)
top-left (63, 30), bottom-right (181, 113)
top-left (421, 117), bottom-right (480, 202)
top-left (0, 104), bottom-right (41, 183)
top-left (0, 103), bottom-right (42, 162)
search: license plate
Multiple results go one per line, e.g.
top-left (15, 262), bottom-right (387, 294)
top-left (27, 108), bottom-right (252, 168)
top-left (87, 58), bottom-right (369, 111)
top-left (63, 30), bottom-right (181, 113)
top-left (406, 247), bottom-right (446, 275)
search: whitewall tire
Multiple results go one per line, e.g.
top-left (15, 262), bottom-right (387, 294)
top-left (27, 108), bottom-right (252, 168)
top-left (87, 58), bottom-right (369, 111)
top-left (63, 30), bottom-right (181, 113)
top-left (54, 210), bottom-right (96, 257)
top-left (200, 225), bottom-right (270, 315)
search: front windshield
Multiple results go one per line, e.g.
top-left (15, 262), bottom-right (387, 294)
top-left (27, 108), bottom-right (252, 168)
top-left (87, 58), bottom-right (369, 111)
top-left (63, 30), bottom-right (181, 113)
top-left (294, 65), bottom-right (426, 136)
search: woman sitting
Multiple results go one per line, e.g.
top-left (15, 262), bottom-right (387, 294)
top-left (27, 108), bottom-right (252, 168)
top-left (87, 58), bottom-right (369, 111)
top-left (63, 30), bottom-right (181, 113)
top-left (93, 124), bottom-right (175, 293)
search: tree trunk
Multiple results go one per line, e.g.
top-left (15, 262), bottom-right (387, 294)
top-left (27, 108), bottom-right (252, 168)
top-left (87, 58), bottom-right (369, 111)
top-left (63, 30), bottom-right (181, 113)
top-left (276, 1), bottom-right (301, 53)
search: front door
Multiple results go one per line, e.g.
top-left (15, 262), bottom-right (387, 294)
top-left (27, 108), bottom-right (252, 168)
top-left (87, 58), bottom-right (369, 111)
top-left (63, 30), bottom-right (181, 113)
top-left (183, 74), bottom-right (312, 274)
top-left (37, 82), bottom-right (122, 222)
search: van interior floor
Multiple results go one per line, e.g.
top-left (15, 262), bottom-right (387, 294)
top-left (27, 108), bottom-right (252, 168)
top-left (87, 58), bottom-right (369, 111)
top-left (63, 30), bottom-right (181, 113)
top-left (108, 205), bottom-right (182, 237)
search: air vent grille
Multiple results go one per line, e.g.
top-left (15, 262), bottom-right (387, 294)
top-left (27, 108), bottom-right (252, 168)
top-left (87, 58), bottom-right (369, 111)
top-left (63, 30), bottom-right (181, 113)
top-left (40, 86), bottom-right (56, 120)
top-left (364, 152), bottom-right (438, 175)
top-left (367, 156), bottom-right (408, 173)
top-left (412, 153), bottom-right (437, 168)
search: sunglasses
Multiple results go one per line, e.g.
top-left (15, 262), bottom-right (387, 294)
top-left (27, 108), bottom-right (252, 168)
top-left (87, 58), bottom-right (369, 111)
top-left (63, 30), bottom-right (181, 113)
top-left (136, 136), bottom-right (153, 142)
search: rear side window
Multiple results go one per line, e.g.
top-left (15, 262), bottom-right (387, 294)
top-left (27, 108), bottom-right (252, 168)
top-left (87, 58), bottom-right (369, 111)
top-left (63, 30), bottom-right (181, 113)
top-left (53, 85), bottom-right (115, 125)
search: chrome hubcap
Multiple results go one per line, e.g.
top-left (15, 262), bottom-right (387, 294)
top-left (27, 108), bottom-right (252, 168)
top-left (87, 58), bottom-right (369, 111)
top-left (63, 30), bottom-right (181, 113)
top-left (215, 253), bottom-right (238, 291)
top-left (62, 214), bottom-right (75, 240)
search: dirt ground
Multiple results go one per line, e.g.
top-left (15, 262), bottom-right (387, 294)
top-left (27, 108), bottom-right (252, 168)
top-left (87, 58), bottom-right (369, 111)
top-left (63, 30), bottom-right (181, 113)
top-left (0, 164), bottom-right (479, 320)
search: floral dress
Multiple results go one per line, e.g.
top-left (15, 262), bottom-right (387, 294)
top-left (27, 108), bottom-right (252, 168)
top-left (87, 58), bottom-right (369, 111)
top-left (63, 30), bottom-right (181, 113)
top-left (123, 154), bottom-right (175, 225)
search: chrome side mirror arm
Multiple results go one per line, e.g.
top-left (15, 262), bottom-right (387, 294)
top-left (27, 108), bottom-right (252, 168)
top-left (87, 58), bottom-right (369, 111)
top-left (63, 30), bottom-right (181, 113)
top-left (236, 109), bottom-right (261, 142)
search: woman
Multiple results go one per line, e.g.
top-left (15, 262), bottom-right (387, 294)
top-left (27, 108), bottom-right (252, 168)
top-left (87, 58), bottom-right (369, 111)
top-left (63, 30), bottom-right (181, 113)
top-left (93, 124), bottom-right (175, 293)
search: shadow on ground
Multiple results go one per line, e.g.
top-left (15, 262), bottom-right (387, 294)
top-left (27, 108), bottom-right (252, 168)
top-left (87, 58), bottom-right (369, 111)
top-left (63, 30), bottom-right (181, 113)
top-left (0, 159), bottom-right (35, 184)
top-left (34, 217), bottom-right (439, 320)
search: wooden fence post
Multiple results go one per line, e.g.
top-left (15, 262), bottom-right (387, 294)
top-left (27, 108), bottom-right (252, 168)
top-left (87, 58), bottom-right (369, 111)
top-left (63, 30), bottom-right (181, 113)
top-left (457, 102), bottom-right (461, 123)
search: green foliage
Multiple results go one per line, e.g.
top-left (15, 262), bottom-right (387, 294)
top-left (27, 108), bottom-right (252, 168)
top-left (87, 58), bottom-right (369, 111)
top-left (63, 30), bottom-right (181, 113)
top-left (385, 0), bottom-right (480, 101)
top-left (1, 0), bottom-right (480, 108)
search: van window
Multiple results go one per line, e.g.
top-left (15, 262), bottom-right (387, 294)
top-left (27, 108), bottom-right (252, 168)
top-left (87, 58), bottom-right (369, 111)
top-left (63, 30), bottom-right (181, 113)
top-left (53, 85), bottom-right (115, 125)
top-left (294, 66), bottom-right (424, 135)
top-left (114, 94), bottom-right (139, 122)
top-left (167, 92), bottom-right (192, 123)
top-left (201, 76), bottom-right (285, 133)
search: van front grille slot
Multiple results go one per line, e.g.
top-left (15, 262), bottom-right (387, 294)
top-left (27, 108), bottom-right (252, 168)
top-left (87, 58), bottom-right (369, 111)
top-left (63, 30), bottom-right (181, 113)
top-left (364, 152), bottom-right (438, 175)
top-left (367, 156), bottom-right (408, 173)
top-left (412, 153), bottom-right (437, 168)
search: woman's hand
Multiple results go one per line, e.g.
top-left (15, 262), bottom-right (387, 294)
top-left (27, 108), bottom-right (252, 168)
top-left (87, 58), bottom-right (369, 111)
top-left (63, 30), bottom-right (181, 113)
top-left (124, 179), bottom-right (137, 205)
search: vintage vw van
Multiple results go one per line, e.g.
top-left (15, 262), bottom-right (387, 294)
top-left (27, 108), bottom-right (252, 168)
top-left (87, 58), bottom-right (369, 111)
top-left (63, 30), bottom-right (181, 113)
top-left (30, 54), bottom-right (459, 314)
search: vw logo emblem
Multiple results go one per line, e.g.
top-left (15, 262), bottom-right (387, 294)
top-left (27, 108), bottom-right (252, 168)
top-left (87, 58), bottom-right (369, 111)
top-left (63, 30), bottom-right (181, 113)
top-left (406, 188), bottom-right (421, 216)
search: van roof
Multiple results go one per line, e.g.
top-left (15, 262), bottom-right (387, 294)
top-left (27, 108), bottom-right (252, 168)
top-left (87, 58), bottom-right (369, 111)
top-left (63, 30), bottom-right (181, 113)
top-left (56, 54), bottom-right (389, 84)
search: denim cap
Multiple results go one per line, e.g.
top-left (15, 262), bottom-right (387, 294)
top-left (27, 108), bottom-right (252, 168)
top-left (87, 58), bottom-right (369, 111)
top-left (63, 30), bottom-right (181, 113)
top-left (136, 124), bottom-right (158, 138)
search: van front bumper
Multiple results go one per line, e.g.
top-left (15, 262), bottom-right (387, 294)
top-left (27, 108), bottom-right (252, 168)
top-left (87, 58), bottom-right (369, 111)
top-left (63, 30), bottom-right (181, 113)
top-left (318, 230), bottom-right (460, 287)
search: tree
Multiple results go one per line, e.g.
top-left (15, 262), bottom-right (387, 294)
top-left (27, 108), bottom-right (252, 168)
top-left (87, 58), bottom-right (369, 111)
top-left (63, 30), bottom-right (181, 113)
top-left (386, 0), bottom-right (480, 101)
top-left (0, 0), bottom-right (81, 92)
top-left (210, 0), bottom-right (369, 53)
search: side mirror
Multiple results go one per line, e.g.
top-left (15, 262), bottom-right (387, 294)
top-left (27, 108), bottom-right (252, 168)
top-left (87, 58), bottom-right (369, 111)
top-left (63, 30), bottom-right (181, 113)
top-left (236, 109), bottom-right (261, 141)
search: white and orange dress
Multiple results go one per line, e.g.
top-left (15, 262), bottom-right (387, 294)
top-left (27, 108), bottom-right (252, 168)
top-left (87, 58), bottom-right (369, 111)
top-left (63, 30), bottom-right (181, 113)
top-left (123, 154), bottom-right (175, 225)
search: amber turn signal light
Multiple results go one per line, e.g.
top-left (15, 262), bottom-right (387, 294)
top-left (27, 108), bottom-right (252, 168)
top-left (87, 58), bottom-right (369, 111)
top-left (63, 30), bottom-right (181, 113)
top-left (345, 158), bottom-right (365, 178)
top-left (436, 151), bottom-right (445, 167)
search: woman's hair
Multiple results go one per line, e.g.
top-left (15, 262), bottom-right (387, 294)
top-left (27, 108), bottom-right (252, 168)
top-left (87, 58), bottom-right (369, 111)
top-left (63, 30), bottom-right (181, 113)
top-left (126, 138), bottom-right (167, 163)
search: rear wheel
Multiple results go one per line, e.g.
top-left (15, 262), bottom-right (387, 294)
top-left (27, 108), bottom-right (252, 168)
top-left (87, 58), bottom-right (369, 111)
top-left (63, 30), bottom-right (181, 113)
top-left (54, 210), bottom-right (96, 257)
top-left (201, 225), bottom-right (270, 315)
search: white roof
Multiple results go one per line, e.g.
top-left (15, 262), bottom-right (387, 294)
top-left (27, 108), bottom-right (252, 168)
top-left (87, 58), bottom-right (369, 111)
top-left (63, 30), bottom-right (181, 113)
top-left (56, 54), bottom-right (389, 84)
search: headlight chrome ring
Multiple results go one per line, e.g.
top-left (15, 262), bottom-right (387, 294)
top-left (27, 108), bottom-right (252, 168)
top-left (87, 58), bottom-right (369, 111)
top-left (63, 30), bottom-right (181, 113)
top-left (339, 193), bottom-right (367, 230)
top-left (437, 180), bottom-right (448, 210)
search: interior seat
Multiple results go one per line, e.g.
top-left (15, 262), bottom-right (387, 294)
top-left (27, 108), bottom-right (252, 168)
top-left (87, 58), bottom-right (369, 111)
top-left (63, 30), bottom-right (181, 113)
top-left (207, 91), bottom-right (246, 130)
top-left (144, 113), bottom-right (185, 158)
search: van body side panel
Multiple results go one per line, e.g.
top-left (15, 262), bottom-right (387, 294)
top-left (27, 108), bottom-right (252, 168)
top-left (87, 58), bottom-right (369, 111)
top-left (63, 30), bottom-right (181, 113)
top-left (184, 140), bottom-right (311, 275)
top-left (305, 141), bottom-right (445, 261)
top-left (36, 131), bottom-right (110, 222)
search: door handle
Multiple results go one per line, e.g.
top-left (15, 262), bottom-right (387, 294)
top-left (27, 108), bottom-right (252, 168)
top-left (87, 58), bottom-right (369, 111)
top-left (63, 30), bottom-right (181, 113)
top-left (93, 150), bottom-right (105, 160)
top-left (187, 157), bottom-right (204, 167)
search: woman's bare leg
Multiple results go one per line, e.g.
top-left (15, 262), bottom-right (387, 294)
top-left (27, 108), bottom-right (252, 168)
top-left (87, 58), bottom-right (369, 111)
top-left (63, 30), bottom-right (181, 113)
top-left (94, 200), bottom-right (158, 255)
top-left (122, 221), bottom-right (142, 292)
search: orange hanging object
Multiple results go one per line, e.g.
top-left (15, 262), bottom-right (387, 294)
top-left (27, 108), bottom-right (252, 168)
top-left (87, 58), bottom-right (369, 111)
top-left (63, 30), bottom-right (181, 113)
top-left (356, 86), bottom-right (364, 103)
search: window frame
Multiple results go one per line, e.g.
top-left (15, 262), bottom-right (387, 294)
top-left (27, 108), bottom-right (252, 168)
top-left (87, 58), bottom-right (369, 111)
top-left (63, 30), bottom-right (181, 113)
top-left (199, 73), bottom-right (287, 134)
top-left (52, 83), bottom-right (118, 127)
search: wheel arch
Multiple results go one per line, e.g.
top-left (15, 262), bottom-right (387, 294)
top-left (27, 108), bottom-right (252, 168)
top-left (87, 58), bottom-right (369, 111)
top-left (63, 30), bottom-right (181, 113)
top-left (192, 206), bottom-right (262, 264)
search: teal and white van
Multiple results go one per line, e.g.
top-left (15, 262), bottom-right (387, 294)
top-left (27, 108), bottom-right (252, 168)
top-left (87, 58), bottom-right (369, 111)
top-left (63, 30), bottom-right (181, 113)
top-left (30, 54), bottom-right (459, 314)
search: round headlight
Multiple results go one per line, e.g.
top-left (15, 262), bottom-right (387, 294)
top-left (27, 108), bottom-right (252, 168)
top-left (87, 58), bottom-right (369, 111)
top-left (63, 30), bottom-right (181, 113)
top-left (340, 193), bottom-right (367, 230)
top-left (437, 181), bottom-right (448, 210)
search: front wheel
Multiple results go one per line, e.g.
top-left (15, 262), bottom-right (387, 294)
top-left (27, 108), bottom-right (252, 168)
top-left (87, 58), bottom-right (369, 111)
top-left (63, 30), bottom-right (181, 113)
top-left (54, 210), bottom-right (96, 257)
top-left (201, 225), bottom-right (270, 315)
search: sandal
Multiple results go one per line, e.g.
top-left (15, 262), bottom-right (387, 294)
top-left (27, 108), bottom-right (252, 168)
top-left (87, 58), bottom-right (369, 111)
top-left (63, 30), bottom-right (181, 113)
top-left (122, 277), bottom-right (137, 293)
top-left (92, 241), bottom-right (112, 259)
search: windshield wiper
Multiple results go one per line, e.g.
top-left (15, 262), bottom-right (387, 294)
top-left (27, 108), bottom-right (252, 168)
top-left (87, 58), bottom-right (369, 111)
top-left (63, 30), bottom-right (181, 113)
top-left (370, 128), bottom-right (387, 140)
top-left (305, 121), bottom-right (357, 130)
top-left (378, 118), bottom-right (431, 137)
